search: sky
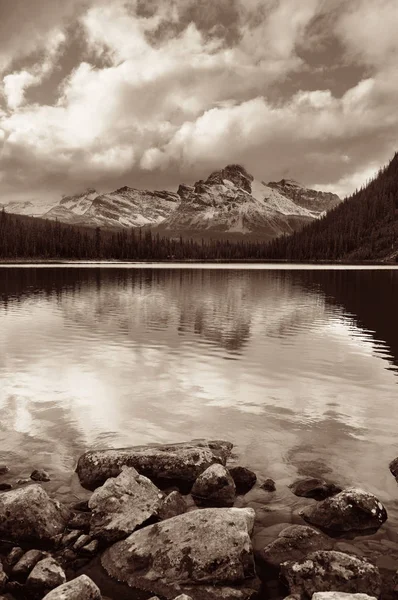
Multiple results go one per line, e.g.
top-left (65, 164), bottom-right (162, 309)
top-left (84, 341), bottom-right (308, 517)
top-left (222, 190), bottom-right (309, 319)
top-left (0, 0), bottom-right (397, 205)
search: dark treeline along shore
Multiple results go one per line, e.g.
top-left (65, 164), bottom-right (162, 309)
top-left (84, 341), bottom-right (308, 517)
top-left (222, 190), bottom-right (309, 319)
top-left (1, 153), bottom-right (398, 263)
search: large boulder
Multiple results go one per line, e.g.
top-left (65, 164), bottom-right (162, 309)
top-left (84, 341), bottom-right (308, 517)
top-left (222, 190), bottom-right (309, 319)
top-left (42, 575), bottom-right (102, 599)
top-left (192, 464), bottom-right (236, 507)
top-left (89, 466), bottom-right (164, 543)
top-left (258, 525), bottom-right (333, 570)
top-left (0, 485), bottom-right (69, 545)
top-left (280, 551), bottom-right (381, 598)
top-left (26, 557), bottom-right (66, 598)
top-left (289, 478), bottom-right (342, 501)
top-left (76, 440), bottom-right (232, 490)
top-left (300, 488), bottom-right (387, 534)
top-left (102, 507), bottom-right (258, 600)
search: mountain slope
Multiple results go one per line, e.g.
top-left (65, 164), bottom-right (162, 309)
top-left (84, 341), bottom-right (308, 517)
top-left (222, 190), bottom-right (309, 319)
top-left (155, 165), bottom-right (340, 241)
top-left (267, 179), bottom-right (341, 216)
top-left (266, 153), bottom-right (398, 261)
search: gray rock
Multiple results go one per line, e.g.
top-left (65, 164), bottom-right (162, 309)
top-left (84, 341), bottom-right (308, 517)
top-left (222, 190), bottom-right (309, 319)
top-left (61, 530), bottom-right (81, 547)
top-left (300, 488), bottom-right (387, 534)
top-left (191, 464), bottom-right (236, 507)
top-left (280, 551), bottom-right (381, 598)
top-left (312, 593), bottom-right (377, 600)
top-left (12, 550), bottom-right (47, 581)
top-left (30, 469), bottom-right (51, 482)
top-left (73, 534), bottom-right (91, 551)
top-left (42, 574), bottom-right (102, 599)
top-left (0, 485), bottom-right (69, 545)
top-left (89, 466), bottom-right (164, 543)
top-left (259, 525), bottom-right (333, 569)
top-left (80, 540), bottom-right (99, 555)
top-left (228, 467), bottom-right (257, 495)
top-left (261, 479), bottom-right (276, 492)
top-left (76, 439), bottom-right (233, 490)
top-left (0, 561), bottom-right (7, 592)
top-left (26, 557), bottom-right (66, 597)
top-left (6, 546), bottom-right (24, 567)
top-left (289, 478), bottom-right (342, 500)
top-left (102, 507), bottom-right (257, 600)
top-left (159, 491), bottom-right (187, 520)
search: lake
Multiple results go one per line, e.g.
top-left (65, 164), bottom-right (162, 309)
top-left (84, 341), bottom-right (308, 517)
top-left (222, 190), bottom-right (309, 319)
top-left (1, 265), bottom-right (398, 594)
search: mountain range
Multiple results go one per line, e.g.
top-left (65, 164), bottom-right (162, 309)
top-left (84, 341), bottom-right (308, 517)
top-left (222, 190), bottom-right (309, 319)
top-left (0, 165), bottom-right (340, 241)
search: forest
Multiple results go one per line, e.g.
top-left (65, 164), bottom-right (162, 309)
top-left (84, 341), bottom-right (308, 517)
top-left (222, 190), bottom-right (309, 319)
top-left (0, 152), bottom-right (397, 262)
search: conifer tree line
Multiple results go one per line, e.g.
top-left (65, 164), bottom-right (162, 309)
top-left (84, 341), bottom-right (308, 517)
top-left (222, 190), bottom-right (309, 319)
top-left (0, 152), bottom-right (397, 262)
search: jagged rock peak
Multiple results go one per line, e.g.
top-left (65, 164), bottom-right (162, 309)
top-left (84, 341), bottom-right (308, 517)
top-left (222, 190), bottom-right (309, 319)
top-left (206, 164), bottom-right (254, 193)
top-left (115, 186), bottom-right (135, 194)
top-left (268, 178), bottom-right (302, 188)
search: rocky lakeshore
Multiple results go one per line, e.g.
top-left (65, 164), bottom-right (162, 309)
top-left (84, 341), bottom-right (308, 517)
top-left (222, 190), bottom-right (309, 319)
top-left (0, 440), bottom-right (398, 600)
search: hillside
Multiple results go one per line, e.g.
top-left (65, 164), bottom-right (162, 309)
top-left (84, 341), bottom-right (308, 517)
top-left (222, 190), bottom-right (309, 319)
top-left (266, 153), bottom-right (398, 262)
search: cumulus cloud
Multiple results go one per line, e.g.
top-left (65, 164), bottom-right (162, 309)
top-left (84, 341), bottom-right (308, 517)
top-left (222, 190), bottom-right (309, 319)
top-left (0, 0), bottom-right (397, 202)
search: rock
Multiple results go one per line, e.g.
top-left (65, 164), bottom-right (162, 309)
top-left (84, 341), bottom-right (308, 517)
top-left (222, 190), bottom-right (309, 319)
top-left (0, 484), bottom-right (12, 492)
top-left (6, 547), bottom-right (24, 567)
top-left (73, 534), bottom-right (91, 551)
top-left (289, 478), bottom-right (342, 501)
top-left (12, 550), bottom-right (47, 581)
top-left (68, 512), bottom-right (91, 531)
top-left (42, 574), bottom-right (102, 599)
top-left (0, 485), bottom-right (69, 545)
top-left (71, 500), bottom-right (90, 512)
top-left (61, 530), bottom-right (81, 547)
top-left (300, 488), bottom-right (387, 534)
top-left (312, 595), bottom-right (377, 600)
top-left (191, 464), bottom-right (236, 507)
top-left (389, 457), bottom-right (398, 480)
top-left (229, 467), bottom-right (257, 495)
top-left (76, 439), bottom-right (233, 490)
top-left (0, 467), bottom-right (9, 476)
top-left (261, 479), bottom-right (276, 492)
top-left (89, 466), bottom-right (164, 543)
top-left (259, 525), bottom-right (333, 570)
top-left (173, 596), bottom-right (193, 600)
top-left (26, 557), bottom-right (66, 597)
top-left (30, 469), bottom-right (51, 482)
top-left (280, 551), bottom-right (381, 598)
top-left (159, 491), bottom-right (187, 520)
top-left (80, 540), bottom-right (99, 555)
top-left (102, 507), bottom-right (257, 600)
top-left (0, 561), bottom-right (7, 592)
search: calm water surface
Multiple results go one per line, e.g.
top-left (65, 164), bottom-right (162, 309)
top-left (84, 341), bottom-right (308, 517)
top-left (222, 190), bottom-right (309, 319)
top-left (1, 265), bottom-right (398, 586)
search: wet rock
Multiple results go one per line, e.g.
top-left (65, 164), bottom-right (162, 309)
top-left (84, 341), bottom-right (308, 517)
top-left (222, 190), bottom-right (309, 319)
top-left (0, 561), bottom-right (7, 592)
top-left (89, 466), bottom-right (164, 543)
top-left (312, 594), bottom-right (377, 600)
top-left (258, 525), bottom-right (333, 570)
top-left (42, 574), bottom-right (102, 599)
top-left (68, 511), bottom-right (91, 531)
top-left (102, 507), bottom-right (257, 600)
top-left (261, 479), bottom-right (276, 492)
top-left (229, 467), bottom-right (257, 495)
top-left (0, 467), bottom-right (9, 477)
top-left (159, 491), bottom-right (187, 520)
top-left (389, 457), bottom-right (398, 480)
top-left (26, 557), bottom-right (66, 597)
top-left (30, 469), bottom-right (51, 482)
top-left (289, 478), bottom-right (342, 501)
top-left (191, 464), bottom-right (236, 507)
top-left (280, 551), bottom-right (381, 598)
top-left (0, 484), bottom-right (12, 492)
top-left (12, 550), bottom-right (47, 581)
top-left (0, 485), bottom-right (69, 545)
top-left (300, 488), bottom-right (387, 534)
top-left (6, 547), bottom-right (24, 567)
top-left (76, 439), bottom-right (233, 490)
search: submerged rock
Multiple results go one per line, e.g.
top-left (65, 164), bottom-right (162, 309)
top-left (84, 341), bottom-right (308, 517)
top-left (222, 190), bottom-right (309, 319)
top-left (89, 466), bottom-right (164, 543)
top-left (0, 466), bottom-right (9, 476)
top-left (280, 551), bottom-right (381, 598)
top-left (26, 557), bottom-right (66, 597)
top-left (261, 479), bottom-right (276, 492)
top-left (42, 575), bottom-right (102, 599)
top-left (258, 525), bottom-right (333, 570)
top-left (289, 478), bottom-right (342, 501)
top-left (300, 488), bottom-right (387, 534)
top-left (159, 491), bottom-right (187, 520)
top-left (229, 467), bottom-right (257, 495)
top-left (192, 464), bottom-right (236, 507)
top-left (389, 457), bottom-right (398, 480)
top-left (30, 469), bottom-right (51, 482)
top-left (0, 485), bottom-right (69, 545)
top-left (102, 507), bottom-right (257, 600)
top-left (76, 439), bottom-right (233, 490)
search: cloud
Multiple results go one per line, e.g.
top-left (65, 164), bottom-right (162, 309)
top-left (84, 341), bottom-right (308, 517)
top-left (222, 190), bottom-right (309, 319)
top-left (0, 0), bottom-right (397, 202)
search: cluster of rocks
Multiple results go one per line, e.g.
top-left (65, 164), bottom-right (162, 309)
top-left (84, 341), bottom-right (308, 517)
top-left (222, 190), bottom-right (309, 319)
top-left (0, 440), bottom-right (396, 600)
